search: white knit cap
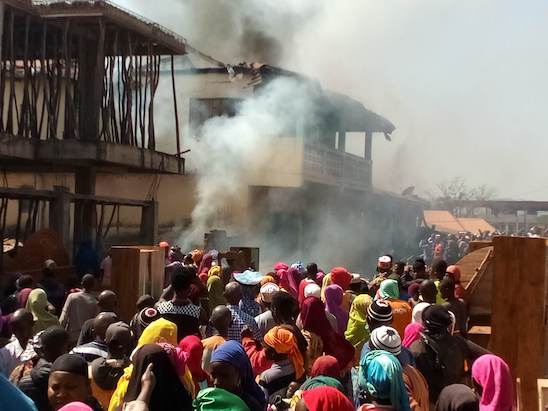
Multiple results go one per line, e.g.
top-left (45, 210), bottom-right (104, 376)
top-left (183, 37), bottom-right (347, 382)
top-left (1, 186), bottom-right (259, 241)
top-left (369, 325), bottom-right (402, 355)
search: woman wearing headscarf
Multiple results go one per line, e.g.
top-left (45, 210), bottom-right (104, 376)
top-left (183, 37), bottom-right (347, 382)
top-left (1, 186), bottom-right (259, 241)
top-left (124, 344), bottom-right (192, 411)
top-left (285, 267), bottom-right (301, 298)
top-left (206, 266), bottom-right (226, 310)
top-left (409, 305), bottom-right (489, 403)
top-left (436, 384), bottom-right (479, 411)
top-left (259, 326), bottom-right (305, 401)
top-left (345, 294), bottom-right (372, 353)
top-left (26, 288), bottom-right (60, 334)
top-left (310, 355), bottom-right (341, 379)
top-left (209, 340), bottom-right (266, 411)
top-left (471, 354), bottom-right (513, 411)
top-left (296, 386), bottom-right (354, 411)
top-left (48, 354), bottom-right (103, 411)
top-left (108, 319), bottom-right (178, 411)
top-left (18, 288), bottom-right (33, 309)
top-left (402, 323), bottom-right (423, 349)
top-left (299, 296), bottom-right (355, 371)
top-left (446, 265), bottom-right (464, 299)
top-left (376, 279), bottom-right (412, 339)
top-left (358, 350), bottom-right (412, 411)
top-left (324, 285), bottom-right (348, 335)
top-left (178, 335), bottom-right (208, 392)
top-left (193, 387), bottom-right (250, 411)
top-left (327, 267), bottom-right (353, 311)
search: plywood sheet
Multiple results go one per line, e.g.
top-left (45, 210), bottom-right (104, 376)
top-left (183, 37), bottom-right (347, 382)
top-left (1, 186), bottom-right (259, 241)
top-left (490, 237), bottom-right (546, 411)
top-left (423, 210), bottom-right (463, 234)
top-left (457, 217), bottom-right (496, 234)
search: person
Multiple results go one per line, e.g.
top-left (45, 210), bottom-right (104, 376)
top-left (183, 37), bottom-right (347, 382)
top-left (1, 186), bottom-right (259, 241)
top-left (0, 309), bottom-right (36, 377)
top-left (369, 257), bottom-right (393, 295)
top-left (411, 259), bottom-right (428, 281)
top-left (26, 288), bottom-right (60, 334)
top-left (402, 323), bottom-right (423, 349)
top-left (48, 354), bottom-right (103, 411)
top-left (436, 384), bottom-right (479, 411)
top-left (367, 299), bottom-right (394, 331)
top-left (179, 335), bottom-right (208, 392)
top-left (310, 355), bottom-right (341, 379)
top-left (60, 275), bottom-right (99, 345)
top-left (71, 312), bottom-right (118, 362)
top-left (75, 241), bottom-right (99, 279)
top-left (78, 291), bottom-right (118, 346)
top-left (193, 387), bottom-right (251, 411)
top-left (89, 322), bottom-right (133, 410)
top-left (254, 282), bottom-right (279, 336)
top-left (446, 265), bottom-right (465, 299)
top-left (299, 296), bottom-right (354, 370)
top-left (358, 350), bottom-right (411, 411)
top-left (128, 308), bottom-right (160, 341)
top-left (39, 260), bottom-right (66, 313)
top-left (99, 252), bottom-right (112, 288)
top-left (135, 295), bottom-right (155, 312)
top-left (295, 386), bottom-right (354, 411)
top-left (17, 326), bottom-right (70, 410)
top-left (345, 294), bottom-right (373, 354)
top-left (430, 259), bottom-right (447, 304)
top-left (418, 280), bottom-right (437, 304)
top-left (324, 285), bottom-right (348, 335)
top-left (406, 283), bottom-right (420, 308)
top-left (234, 270), bottom-right (263, 318)
top-left (298, 263), bottom-right (319, 306)
top-left (409, 305), bottom-right (489, 402)
top-left (329, 266), bottom-right (353, 311)
top-left (440, 277), bottom-right (468, 337)
top-left (123, 344), bottom-right (193, 411)
top-left (411, 301), bottom-right (430, 325)
top-left (224, 282), bottom-right (262, 342)
top-left (209, 340), bottom-right (266, 411)
top-left (206, 266), bottom-right (226, 310)
top-left (0, 372), bottom-right (38, 411)
top-left (471, 354), bottom-right (514, 411)
top-left (259, 326), bottom-right (305, 401)
top-left (377, 279), bottom-right (412, 339)
top-left (201, 306), bottom-right (231, 373)
top-left (156, 266), bottom-right (205, 342)
top-left (282, 267), bottom-right (301, 299)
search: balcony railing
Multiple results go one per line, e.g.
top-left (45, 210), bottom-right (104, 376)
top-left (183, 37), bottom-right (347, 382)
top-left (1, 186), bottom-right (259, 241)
top-left (303, 144), bottom-right (372, 190)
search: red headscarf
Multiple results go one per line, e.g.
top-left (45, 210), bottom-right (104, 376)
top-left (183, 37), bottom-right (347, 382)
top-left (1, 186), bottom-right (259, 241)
top-left (301, 386), bottom-right (354, 411)
top-left (300, 296), bottom-right (354, 369)
top-left (17, 288), bottom-right (33, 308)
top-left (330, 267), bottom-right (352, 290)
top-left (310, 355), bottom-right (340, 378)
top-left (178, 335), bottom-right (208, 391)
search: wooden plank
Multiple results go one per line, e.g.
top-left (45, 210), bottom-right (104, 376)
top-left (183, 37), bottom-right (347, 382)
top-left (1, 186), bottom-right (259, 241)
top-left (538, 379), bottom-right (548, 411)
top-left (490, 237), bottom-right (546, 411)
top-left (110, 246), bottom-right (140, 322)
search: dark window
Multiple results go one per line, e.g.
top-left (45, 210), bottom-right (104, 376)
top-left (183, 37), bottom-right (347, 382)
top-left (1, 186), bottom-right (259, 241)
top-left (189, 98), bottom-right (243, 137)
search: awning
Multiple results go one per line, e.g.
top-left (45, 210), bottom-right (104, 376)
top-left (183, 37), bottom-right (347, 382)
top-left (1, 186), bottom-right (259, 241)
top-left (423, 210), bottom-right (496, 234)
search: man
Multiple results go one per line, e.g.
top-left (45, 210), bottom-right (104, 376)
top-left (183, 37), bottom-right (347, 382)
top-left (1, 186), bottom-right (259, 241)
top-left (0, 309), bottom-right (36, 377)
top-left (17, 326), bottom-right (70, 410)
top-left (412, 258), bottom-right (428, 281)
top-left (440, 277), bottom-right (468, 337)
top-left (89, 321), bottom-right (133, 410)
top-left (430, 259), bottom-right (448, 304)
top-left (77, 290), bottom-right (117, 345)
top-left (38, 259), bottom-right (66, 313)
top-left (201, 306), bottom-right (232, 373)
top-left (418, 280), bottom-right (438, 304)
top-left (377, 279), bottom-right (412, 339)
top-left (156, 265), bottom-right (206, 341)
top-left (59, 274), bottom-right (99, 345)
top-left (369, 256), bottom-right (393, 294)
top-left (410, 304), bottom-right (489, 402)
top-left (366, 299), bottom-right (393, 332)
top-left (224, 281), bottom-right (262, 342)
top-left (71, 312), bottom-right (118, 362)
top-left (255, 282), bottom-right (280, 336)
top-left (99, 251), bottom-right (112, 288)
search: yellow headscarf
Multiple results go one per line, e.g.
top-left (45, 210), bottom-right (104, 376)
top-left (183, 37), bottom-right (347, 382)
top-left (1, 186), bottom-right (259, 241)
top-left (321, 273), bottom-right (332, 302)
top-left (344, 294), bottom-right (372, 350)
top-left (109, 318), bottom-right (191, 411)
top-left (208, 265), bottom-right (221, 277)
top-left (26, 288), bottom-right (59, 334)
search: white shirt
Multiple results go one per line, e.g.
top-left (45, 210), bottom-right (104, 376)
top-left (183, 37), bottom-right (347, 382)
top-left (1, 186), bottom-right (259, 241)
top-left (100, 256), bottom-right (112, 287)
top-left (0, 336), bottom-right (35, 377)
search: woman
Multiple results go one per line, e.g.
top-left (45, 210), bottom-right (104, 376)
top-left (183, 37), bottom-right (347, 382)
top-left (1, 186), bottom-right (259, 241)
top-left (310, 355), bottom-right (340, 379)
top-left (324, 285), bottom-right (348, 335)
top-left (295, 386), bottom-right (354, 411)
top-left (206, 266), bottom-right (226, 309)
top-left (124, 344), bottom-right (192, 411)
top-left (437, 384), bottom-right (479, 411)
top-left (471, 354), bottom-right (513, 411)
top-left (358, 350), bottom-right (411, 411)
top-left (26, 288), bottom-right (59, 334)
top-left (178, 335), bottom-right (208, 391)
top-left (18, 288), bottom-right (33, 309)
top-left (300, 296), bottom-right (354, 370)
top-left (285, 267), bottom-right (301, 298)
top-left (345, 294), bottom-right (372, 352)
top-left (193, 387), bottom-right (250, 411)
top-left (209, 340), bottom-right (266, 411)
top-left (402, 323), bottom-right (423, 349)
top-left (259, 326), bottom-right (305, 401)
top-left (48, 354), bottom-right (103, 411)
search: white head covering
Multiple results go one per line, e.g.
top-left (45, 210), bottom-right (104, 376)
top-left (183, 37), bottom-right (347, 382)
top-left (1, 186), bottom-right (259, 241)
top-left (412, 302), bottom-right (431, 324)
top-left (369, 325), bottom-right (402, 355)
top-left (304, 283), bottom-right (321, 299)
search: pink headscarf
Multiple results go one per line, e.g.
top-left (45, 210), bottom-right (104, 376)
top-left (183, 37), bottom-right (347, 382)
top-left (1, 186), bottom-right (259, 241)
top-left (274, 261), bottom-right (289, 271)
top-left (178, 335), bottom-right (208, 391)
top-left (472, 354), bottom-right (514, 411)
top-left (58, 402), bottom-right (93, 411)
top-left (278, 269), bottom-right (290, 292)
top-left (157, 342), bottom-right (188, 377)
top-left (17, 288), bottom-right (33, 308)
top-left (285, 267), bottom-right (301, 298)
top-left (324, 285), bottom-right (348, 335)
top-left (402, 322), bottom-right (423, 348)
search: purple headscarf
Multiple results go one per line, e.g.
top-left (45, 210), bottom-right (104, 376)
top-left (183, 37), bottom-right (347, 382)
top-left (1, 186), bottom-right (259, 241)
top-left (324, 284), bottom-right (348, 335)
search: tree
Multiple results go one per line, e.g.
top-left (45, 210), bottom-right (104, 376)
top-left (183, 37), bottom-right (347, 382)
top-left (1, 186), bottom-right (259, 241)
top-left (430, 177), bottom-right (496, 208)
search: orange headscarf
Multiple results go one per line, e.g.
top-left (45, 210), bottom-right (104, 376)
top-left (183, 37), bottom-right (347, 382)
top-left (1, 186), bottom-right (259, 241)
top-left (263, 326), bottom-right (305, 379)
top-left (260, 275), bottom-right (277, 286)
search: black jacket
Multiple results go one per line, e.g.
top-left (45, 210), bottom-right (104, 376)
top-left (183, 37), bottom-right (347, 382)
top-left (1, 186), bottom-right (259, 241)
top-left (18, 358), bottom-right (52, 411)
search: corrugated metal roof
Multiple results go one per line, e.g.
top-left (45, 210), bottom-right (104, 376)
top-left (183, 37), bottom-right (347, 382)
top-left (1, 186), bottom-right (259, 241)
top-left (457, 218), bottom-right (496, 235)
top-left (424, 210), bottom-right (496, 234)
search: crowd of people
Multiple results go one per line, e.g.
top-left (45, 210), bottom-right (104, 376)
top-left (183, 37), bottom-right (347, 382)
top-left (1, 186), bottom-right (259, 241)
top-left (0, 245), bottom-right (515, 411)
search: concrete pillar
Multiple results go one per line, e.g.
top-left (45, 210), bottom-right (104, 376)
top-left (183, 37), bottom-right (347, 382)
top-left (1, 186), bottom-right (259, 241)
top-left (50, 186), bottom-right (71, 257)
top-left (338, 130), bottom-right (346, 152)
top-left (73, 168), bottom-right (96, 252)
top-left (140, 200), bottom-right (158, 246)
